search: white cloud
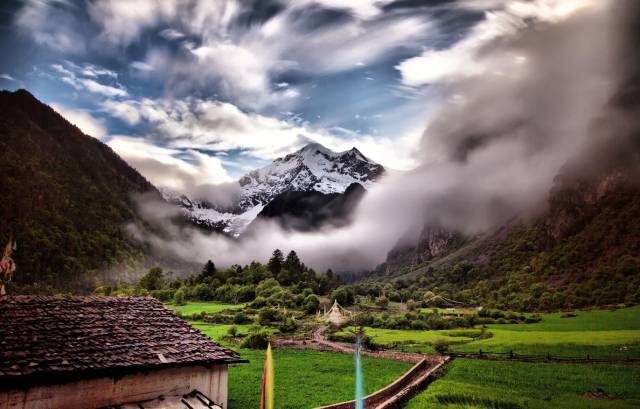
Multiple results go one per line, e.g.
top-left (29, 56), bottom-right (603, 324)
top-left (131, 61), bottom-right (154, 71)
top-left (51, 63), bottom-right (128, 98)
top-left (50, 103), bottom-right (107, 139)
top-left (16, 0), bottom-right (86, 53)
top-left (81, 0), bottom-right (432, 108)
top-left (397, 0), bottom-right (598, 86)
top-left (80, 78), bottom-right (127, 97)
top-left (87, 0), bottom-right (180, 45)
top-left (0, 74), bottom-right (15, 81)
top-left (159, 28), bottom-right (185, 40)
top-left (100, 95), bottom-right (420, 171)
top-left (101, 99), bottom-right (141, 125)
top-left (107, 136), bottom-right (233, 193)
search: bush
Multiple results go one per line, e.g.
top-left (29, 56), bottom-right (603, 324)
top-left (227, 326), bottom-right (238, 337)
top-left (375, 296), bottom-right (389, 308)
top-left (278, 317), bottom-right (299, 333)
top-left (240, 331), bottom-right (270, 349)
top-left (193, 283), bottom-right (213, 301)
top-left (233, 312), bottom-right (253, 325)
top-left (303, 294), bottom-right (320, 314)
top-left (432, 339), bottom-right (450, 355)
top-left (151, 289), bottom-right (174, 302)
top-left (251, 296), bottom-right (268, 308)
top-left (173, 289), bottom-right (186, 306)
top-left (258, 307), bottom-right (282, 325)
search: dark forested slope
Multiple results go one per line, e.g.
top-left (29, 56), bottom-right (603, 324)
top-left (0, 89), bottom-right (160, 292)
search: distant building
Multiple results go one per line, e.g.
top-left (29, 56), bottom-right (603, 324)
top-left (0, 296), bottom-right (243, 409)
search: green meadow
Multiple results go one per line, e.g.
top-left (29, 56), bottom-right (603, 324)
top-left (166, 301), bottom-right (246, 317)
top-left (349, 306), bottom-right (640, 359)
top-left (405, 358), bottom-right (640, 409)
top-left (339, 326), bottom-right (481, 345)
top-left (193, 322), bottom-right (412, 409)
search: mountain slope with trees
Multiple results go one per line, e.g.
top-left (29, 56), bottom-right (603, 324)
top-left (0, 89), bottom-right (161, 293)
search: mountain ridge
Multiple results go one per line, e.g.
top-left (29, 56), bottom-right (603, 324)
top-left (168, 141), bottom-right (385, 235)
top-left (0, 89), bottom-right (162, 292)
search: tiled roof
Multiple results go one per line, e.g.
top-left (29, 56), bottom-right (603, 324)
top-left (0, 296), bottom-right (241, 386)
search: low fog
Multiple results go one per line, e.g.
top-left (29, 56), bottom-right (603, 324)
top-left (129, 0), bottom-right (640, 273)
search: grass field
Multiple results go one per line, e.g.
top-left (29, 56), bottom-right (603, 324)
top-left (405, 358), bottom-right (640, 409)
top-left (350, 306), bottom-right (640, 359)
top-left (452, 306), bottom-right (640, 359)
top-left (346, 327), bottom-right (482, 345)
top-left (165, 301), bottom-right (246, 316)
top-left (192, 322), bottom-right (412, 409)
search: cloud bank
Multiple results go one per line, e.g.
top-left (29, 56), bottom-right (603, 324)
top-left (130, 0), bottom-right (638, 273)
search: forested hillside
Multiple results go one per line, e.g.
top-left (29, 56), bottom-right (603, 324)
top-left (0, 89), bottom-right (160, 293)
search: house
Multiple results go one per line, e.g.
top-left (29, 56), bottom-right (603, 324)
top-left (0, 296), bottom-right (243, 409)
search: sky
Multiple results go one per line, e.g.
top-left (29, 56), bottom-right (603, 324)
top-left (0, 0), bottom-right (598, 195)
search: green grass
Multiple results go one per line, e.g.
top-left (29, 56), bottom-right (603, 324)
top-left (449, 306), bottom-right (640, 359)
top-left (488, 306), bottom-right (640, 332)
top-left (405, 359), bottom-right (640, 409)
top-left (452, 329), bottom-right (640, 359)
top-left (340, 327), bottom-right (482, 346)
top-left (227, 348), bottom-right (411, 409)
top-left (191, 322), bottom-right (412, 409)
top-left (165, 301), bottom-right (246, 316)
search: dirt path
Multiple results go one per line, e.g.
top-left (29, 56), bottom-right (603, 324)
top-left (275, 326), bottom-right (435, 364)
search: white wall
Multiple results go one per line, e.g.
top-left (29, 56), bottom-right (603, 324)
top-left (0, 364), bottom-right (228, 409)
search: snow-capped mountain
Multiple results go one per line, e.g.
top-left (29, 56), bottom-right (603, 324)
top-left (164, 142), bottom-right (385, 235)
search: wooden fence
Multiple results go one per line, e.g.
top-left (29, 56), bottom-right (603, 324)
top-left (448, 350), bottom-right (640, 364)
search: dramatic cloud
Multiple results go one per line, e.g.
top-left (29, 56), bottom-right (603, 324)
top-left (81, 0), bottom-right (432, 107)
top-left (15, 0), bottom-right (87, 54)
top-left (51, 62), bottom-right (128, 98)
top-left (101, 95), bottom-right (420, 170)
top-left (107, 136), bottom-right (234, 201)
top-left (130, 0), bottom-right (636, 272)
top-left (50, 103), bottom-right (107, 139)
top-left (397, 0), bottom-right (597, 85)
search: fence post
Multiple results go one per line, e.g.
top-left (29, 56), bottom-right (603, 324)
top-left (509, 350), bottom-right (514, 359)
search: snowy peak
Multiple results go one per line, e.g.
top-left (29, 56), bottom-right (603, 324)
top-left (168, 141), bottom-right (384, 236)
top-left (237, 142), bottom-right (385, 209)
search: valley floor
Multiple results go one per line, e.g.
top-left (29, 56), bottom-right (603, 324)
top-left (404, 359), bottom-right (640, 409)
top-left (193, 322), bottom-right (412, 409)
top-left (187, 304), bottom-right (640, 409)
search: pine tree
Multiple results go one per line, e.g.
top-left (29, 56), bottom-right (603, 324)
top-left (284, 250), bottom-right (301, 274)
top-left (198, 260), bottom-right (216, 282)
top-left (268, 249), bottom-right (284, 275)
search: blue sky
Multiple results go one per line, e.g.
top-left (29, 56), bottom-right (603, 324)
top-left (0, 0), bottom-right (594, 194)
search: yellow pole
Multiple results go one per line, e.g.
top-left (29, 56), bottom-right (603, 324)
top-left (266, 343), bottom-right (274, 409)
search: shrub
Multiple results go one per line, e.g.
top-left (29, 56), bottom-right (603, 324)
top-left (173, 289), bottom-right (186, 306)
top-left (251, 296), bottom-right (267, 308)
top-left (227, 326), bottom-right (238, 337)
top-left (240, 331), bottom-right (270, 349)
top-left (233, 312), bottom-right (252, 325)
top-left (278, 317), bottom-right (299, 333)
top-left (432, 339), bottom-right (450, 355)
top-left (375, 296), bottom-right (389, 308)
top-left (303, 294), bottom-right (320, 314)
top-left (151, 289), bottom-right (174, 302)
top-left (258, 307), bottom-right (282, 325)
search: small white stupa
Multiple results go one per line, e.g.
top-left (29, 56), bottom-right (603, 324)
top-left (323, 300), bottom-right (353, 324)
